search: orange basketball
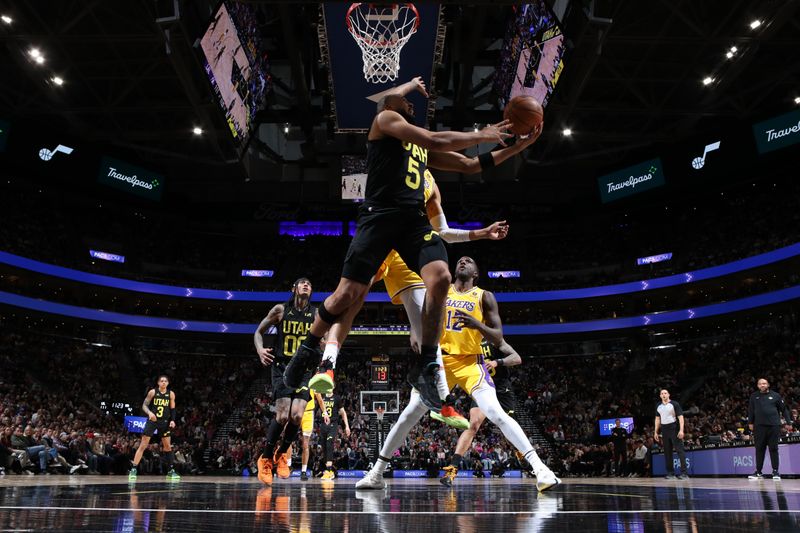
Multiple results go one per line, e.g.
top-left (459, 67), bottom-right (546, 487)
top-left (503, 95), bottom-right (543, 136)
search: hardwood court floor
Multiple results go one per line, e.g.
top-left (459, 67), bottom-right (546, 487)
top-left (1, 475), bottom-right (798, 532)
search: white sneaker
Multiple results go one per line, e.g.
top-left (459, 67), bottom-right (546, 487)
top-left (535, 468), bottom-right (561, 492)
top-left (355, 469), bottom-right (386, 490)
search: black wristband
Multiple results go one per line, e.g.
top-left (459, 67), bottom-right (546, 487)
top-left (478, 152), bottom-right (495, 171)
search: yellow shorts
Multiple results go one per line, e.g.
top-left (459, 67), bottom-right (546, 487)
top-left (374, 250), bottom-right (424, 305)
top-left (301, 408), bottom-right (314, 436)
top-left (443, 353), bottom-right (495, 396)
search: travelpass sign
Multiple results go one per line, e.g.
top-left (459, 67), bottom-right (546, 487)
top-left (597, 158), bottom-right (666, 203)
top-left (753, 109), bottom-right (800, 154)
top-left (97, 156), bottom-right (164, 200)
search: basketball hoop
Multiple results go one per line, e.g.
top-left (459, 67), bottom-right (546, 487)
top-left (346, 3), bottom-right (420, 84)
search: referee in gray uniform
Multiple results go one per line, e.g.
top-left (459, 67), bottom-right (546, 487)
top-left (747, 378), bottom-right (793, 480)
top-left (654, 389), bottom-right (688, 479)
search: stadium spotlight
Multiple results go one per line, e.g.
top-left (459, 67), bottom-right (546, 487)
top-left (749, 19), bottom-right (762, 29)
top-left (1, 15), bottom-right (12, 24)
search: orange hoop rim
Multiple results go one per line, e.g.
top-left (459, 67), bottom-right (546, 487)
top-left (346, 3), bottom-right (421, 47)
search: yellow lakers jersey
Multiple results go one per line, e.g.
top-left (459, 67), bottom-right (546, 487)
top-left (305, 390), bottom-right (315, 412)
top-left (440, 285), bottom-right (485, 355)
top-left (374, 171), bottom-right (434, 302)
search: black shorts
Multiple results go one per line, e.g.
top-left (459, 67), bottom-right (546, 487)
top-left (271, 360), bottom-right (312, 400)
top-left (342, 205), bottom-right (449, 284)
top-left (470, 383), bottom-right (517, 416)
top-left (143, 420), bottom-right (171, 438)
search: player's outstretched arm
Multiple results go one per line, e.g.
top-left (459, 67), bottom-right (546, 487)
top-left (376, 111), bottom-right (512, 152)
top-left (427, 122), bottom-right (543, 174)
top-left (426, 182), bottom-right (508, 243)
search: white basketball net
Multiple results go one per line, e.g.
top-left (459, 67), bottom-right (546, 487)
top-left (347, 3), bottom-right (419, 84)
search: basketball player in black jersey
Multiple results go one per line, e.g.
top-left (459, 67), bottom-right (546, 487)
top-left (440, 339), bottom-right (524, 486)
top-left (319, 391), bottom-right (350, 480)
top-left (128, 375), bottom-right (180, 481)
top-left (254, 277), bottom-right (319, 484)
top-left (284, 76), bottom-right (518, 411)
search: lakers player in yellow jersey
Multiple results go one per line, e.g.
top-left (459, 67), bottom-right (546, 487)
top-left (359, 257), bottom-right (560, 493)
top-left (299, 390), bottom-right (324, 481)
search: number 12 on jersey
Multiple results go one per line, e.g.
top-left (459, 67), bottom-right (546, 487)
top-left (445, 310), bottom-right (465, 332)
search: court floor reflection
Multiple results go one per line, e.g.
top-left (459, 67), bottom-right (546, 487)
top-left (0, 477), bottom-right (798, 532)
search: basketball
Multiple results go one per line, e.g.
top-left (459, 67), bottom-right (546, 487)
top-left (503, 95), bottom-right (544, 136)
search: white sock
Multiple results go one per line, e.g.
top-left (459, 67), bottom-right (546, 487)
top-left (302, 464), bottom-right (307, 473)
top-left (436, 345), bottom-right (450, 401)
top-left (376, 391), bottom-right (428, 461)
top-left (401, 288), bottom-right (451, 400)
top-left (322, 341), bottom-right (340, 368)
top-left (374, 457), bottom-right (390, 474)
top-left (471, 387), bottom-right (545, 473)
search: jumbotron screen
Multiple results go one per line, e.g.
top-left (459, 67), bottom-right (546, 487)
top-left (200, 1), bottom-right (270, 148)
top-left (341, 155), bottom-right (367, 202)
top-left (494, 1), bottom-right (566, 109)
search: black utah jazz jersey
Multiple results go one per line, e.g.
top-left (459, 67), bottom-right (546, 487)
top-left (274, 304), bottom-right (316, 361)
top-left (365, 136), bottom-right (429, 208)
top-left (480, 340), bottom-right (510, 385)
top-left (152, 389), bottom-right (171, 422)
top-left (320, 393), bottom-right (341, 426)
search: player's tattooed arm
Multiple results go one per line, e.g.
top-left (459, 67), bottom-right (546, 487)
top-left (142, 389), bottom-right (156, 421)
top-left (254, 304), bottom-right (284, 365)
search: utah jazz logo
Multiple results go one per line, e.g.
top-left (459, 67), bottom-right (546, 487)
top-left (423, 230), bottom-right (439, 241)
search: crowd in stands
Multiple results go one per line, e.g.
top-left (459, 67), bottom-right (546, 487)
top-left (0, 325), bottom-right (256, 477)
top-left (2, 313), bottom-right (799, 479)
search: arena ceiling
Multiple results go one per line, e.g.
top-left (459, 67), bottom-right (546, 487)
top-left (1, 0), bottom-right (799, 203)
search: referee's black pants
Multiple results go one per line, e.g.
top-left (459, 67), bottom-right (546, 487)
top-left (754, 424), bottom-right (780, 474)
top-left (661, 423), bottom-right (687, 474)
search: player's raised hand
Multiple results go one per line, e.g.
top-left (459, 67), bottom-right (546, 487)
top-left (480, 120), bottom-right (514, 146)
top-left (258, 347), bottom-right (274, 366)
top-left (482, 220), bottom-right (509, 240)
top-left (411, 76), bottom-right (429, 97)
top-left (518, 121), bottom-right (544, 146)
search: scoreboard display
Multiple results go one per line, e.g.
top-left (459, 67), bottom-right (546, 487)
top-left (370, 363), bottom-right (390, 387)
